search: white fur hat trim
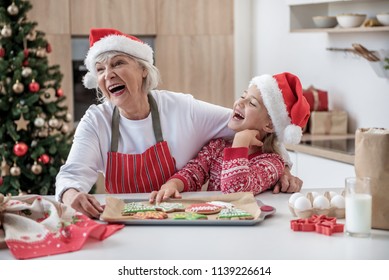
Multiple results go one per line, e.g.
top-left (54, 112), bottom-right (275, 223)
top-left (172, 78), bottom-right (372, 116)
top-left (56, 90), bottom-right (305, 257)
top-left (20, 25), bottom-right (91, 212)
top-left (83, 34), bottom-right (153, 89)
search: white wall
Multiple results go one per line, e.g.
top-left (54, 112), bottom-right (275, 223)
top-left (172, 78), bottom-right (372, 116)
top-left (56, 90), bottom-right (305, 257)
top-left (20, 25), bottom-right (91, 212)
top-left (247, 0), bottom-right (389, 132)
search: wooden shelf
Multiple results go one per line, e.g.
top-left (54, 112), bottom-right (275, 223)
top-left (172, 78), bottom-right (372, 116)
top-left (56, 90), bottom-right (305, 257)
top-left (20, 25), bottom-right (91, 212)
top-left (289, 0), bottom-right (389, 33)
top-left (291, 25), bottom-right (389, 33)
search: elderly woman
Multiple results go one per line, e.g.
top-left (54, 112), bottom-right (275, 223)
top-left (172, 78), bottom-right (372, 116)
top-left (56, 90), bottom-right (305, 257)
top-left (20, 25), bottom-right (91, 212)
top-left (55, 28), bottom-right (302, 218)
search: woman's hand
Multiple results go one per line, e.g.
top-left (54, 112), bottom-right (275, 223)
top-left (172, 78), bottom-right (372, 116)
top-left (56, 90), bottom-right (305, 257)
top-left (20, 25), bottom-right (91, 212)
top-left (273, 166), bottom-right (302, 193)
top-left (62, 188), bottom-right (103, 218)
top-left (149, 179), bottom-right (184, 204)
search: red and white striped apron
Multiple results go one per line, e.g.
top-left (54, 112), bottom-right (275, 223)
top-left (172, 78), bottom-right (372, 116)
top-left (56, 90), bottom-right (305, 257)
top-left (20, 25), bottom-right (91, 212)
top-left (105, 94), bottom-right (176, 193)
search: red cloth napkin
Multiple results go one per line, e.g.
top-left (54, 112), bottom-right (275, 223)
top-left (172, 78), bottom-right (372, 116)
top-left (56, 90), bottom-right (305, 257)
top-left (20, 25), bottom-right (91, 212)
top-left (0, 194), bottom-right (124, 259)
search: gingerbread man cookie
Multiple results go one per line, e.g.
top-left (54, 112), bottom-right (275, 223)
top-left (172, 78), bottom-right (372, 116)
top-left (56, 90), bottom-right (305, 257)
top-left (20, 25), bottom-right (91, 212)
top-left (185, 203), bottom-right (222, 215)
top-left (155, 202), bottom-right (185, 213)
top-left (132, 211), bottom-right (168, 220)
top-left (217, 208), bottom-right (254, 220)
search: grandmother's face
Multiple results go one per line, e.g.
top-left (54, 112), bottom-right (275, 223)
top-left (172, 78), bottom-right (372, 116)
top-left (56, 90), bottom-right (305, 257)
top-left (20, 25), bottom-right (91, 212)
top-left (95, 54), bottom-right (147, 107)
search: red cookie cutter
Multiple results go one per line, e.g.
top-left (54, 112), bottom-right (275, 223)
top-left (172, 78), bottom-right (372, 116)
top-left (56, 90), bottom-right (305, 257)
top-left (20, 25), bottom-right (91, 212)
top-left (290, 214), bottom-right (344, 236)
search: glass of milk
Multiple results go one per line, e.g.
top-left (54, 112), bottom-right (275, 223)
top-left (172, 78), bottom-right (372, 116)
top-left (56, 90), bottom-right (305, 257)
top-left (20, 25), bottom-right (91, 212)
top-left (345, 177), bottom-right (372, 237)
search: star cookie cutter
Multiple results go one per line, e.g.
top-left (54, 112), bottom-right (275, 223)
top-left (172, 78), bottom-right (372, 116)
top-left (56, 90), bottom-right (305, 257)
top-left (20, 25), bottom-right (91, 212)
top-left (290, 214), bottom-right (344, 236)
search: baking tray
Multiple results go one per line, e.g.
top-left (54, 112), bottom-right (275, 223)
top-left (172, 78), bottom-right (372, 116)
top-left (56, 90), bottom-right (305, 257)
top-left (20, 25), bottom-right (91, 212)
top-left (100, 196), bottom-right (275, 226)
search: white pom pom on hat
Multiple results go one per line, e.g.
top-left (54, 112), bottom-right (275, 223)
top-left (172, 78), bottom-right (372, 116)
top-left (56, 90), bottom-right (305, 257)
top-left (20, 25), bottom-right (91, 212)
top-left (82, 28), bottom-right (154, 89)
top-left (249, 72), bottom-right (310, 145)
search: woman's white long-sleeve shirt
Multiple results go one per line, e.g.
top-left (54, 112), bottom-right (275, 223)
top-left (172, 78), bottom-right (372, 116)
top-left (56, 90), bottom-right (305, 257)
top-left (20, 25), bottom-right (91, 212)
top-left (55, 90), bottom-right (234, 201)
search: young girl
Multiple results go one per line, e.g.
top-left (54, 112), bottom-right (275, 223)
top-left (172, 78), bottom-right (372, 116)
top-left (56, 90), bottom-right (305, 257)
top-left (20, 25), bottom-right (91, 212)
top-left (150, 72), bottom-right (310, 203)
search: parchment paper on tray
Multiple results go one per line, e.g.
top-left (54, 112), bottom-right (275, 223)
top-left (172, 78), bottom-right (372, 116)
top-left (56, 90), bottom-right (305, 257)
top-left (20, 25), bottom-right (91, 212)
top-left (100, 192), bottom-right (264, 225)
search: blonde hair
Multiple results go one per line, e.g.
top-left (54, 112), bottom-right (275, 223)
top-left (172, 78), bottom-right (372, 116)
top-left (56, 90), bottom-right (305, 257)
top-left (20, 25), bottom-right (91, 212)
top-left (262, 133), bottom-right (282, 155)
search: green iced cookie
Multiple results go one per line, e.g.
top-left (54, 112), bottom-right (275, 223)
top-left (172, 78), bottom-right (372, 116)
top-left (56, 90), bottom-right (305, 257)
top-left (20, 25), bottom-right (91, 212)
top-left (122, 202), bottom-right (156, 216)
top-left (217, 208), bottom-right (254, 220)
top-left (173, 212), bottom-right (208, 220)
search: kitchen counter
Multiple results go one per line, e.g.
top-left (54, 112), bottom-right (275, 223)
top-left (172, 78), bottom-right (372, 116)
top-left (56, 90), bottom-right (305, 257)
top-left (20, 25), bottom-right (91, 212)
top-left (286, 134), bottom-right (355, 164)
top-left (1, 190), bottom-right (388, 260)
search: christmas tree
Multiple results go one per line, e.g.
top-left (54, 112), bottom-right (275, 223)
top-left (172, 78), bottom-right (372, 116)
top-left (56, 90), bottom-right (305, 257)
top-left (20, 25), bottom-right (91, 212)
top-left (0, 0), bottom-right (73, 195)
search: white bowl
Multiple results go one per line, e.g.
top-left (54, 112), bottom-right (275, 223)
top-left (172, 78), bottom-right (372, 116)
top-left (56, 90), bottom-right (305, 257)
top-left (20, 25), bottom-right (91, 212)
top-left (312, 16), bottom-right (338, 28)
top-left (336, 14), bottom-right (366, 28)
top-left (377, 13), bottom-right (389, 26)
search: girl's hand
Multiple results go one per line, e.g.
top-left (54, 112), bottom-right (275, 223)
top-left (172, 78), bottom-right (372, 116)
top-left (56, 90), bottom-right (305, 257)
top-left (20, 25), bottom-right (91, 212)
top-left (149, 179), bottom-right (184, 204)
top-left (232, 130), bottom-right (263, 148)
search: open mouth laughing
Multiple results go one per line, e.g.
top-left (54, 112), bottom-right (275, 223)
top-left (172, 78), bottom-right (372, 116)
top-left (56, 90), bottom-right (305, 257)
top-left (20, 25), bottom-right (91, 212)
top-left (108, 83), bottom-right (125, 96)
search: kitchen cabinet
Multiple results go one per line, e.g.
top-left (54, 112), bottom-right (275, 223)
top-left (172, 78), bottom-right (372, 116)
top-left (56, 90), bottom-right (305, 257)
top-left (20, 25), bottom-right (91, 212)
top-left (24, 0), bottom-right (236, 121)
top-left (69, 0), bottom-right (156, 35)
top-left (287, 0), bottom-right (389, 33)
top-left (288, 151), bottom-right (355, 188)
top-left (155, 0), bottom-right (234, 107)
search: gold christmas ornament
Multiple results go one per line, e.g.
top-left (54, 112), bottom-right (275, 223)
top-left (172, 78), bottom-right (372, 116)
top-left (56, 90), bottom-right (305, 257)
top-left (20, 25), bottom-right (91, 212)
top-left (33, 117), bottom-right (45, 128)
top-left (10, 164), bottom-right (21, 176)
top-left (31, 162), bottom-right (42, 175)
top-left (48, 117), bottom-right (59, 128)
top-left (1, 25), bottom-right (12, 37)
top-left (12, 80), bottom-right (24, 94)
top-left (7, 2), bottom-right (19, 16)
top-left (65, 112), bottom-right (72, 122)
top-left (21, 67), bottom-right (32, 77)
top-left (14, 114), bottom-right (30, 131)
top-left (61, 123), bottom-right (69, 133)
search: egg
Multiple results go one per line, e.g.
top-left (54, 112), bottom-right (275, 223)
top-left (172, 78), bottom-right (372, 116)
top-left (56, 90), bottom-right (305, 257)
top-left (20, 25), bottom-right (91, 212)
top-left (311, 191), bottom-right (320, 199)
top-left (288, 192), bottom-right (304, 205)
top-left (313, 195), bottom-right (330, 209)
top-left (330, 195), bottom-right (345, 208)
top-left (294, 196), bottom-right (312, 211)
top-left (329, 191), bottom-right (338, 199)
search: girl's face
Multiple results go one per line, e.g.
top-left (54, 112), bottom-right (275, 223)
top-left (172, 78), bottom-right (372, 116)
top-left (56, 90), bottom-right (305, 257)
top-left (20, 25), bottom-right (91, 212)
top-left (228, 85), bottom-right (273, 134)
top-left (96, 54), bottom-right (146, 108)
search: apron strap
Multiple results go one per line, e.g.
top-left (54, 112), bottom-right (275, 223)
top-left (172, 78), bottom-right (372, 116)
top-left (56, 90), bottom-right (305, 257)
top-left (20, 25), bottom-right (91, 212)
top-left (148, 94), bottom-right (164, 143)
top-left (110, 93), bottom-right (164, 152)
top-left (111, 106), bottom-right (120, 152)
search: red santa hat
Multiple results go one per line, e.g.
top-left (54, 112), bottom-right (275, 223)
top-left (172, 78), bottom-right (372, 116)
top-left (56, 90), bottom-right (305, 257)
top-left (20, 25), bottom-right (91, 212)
top-left (83, 28), bottom-right (154, 89)
top-left (249, 72), bottom-right (310, 145)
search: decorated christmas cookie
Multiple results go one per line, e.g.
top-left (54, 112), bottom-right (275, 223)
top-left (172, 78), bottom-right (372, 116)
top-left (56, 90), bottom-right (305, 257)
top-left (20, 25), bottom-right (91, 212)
top-left (121, 202), bottom-right (156, 216)
top-left (155, 202), bottom-right (185, 213)
top-left (217, 208), bottom-right (254, 220)
top-left (208, 201), bottom-right (235, 209)
top-left (132, 211), bottom-right (168, 220)
top-left (173, 212), bottom-right (208, 220)
top-left (185, 203), bottom-right (222, 215)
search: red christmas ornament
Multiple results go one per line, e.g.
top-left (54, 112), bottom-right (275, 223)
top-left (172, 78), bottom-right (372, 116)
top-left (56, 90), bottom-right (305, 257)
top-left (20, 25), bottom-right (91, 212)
top-left (23, 48), bottom-right (29, 58)
top-left (56, 88), bottom-right (64, 97)
top-left (13, 142), bottom-right (29, 157)
top-left (0, 47), bottom-right (5, 58)
top-left (46, 43), bottom-right (52, 53)
top-left (23, 59), bottom-right (29, 66)
top-left (29, 80), bottom-right (40, 92)
top-left (38, 154), bottom-right (50, 164)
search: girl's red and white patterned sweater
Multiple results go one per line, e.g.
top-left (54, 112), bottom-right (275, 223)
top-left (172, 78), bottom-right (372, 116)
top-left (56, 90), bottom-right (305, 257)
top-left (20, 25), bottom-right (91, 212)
top-left (171, 138), bottom-right (285, 195)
